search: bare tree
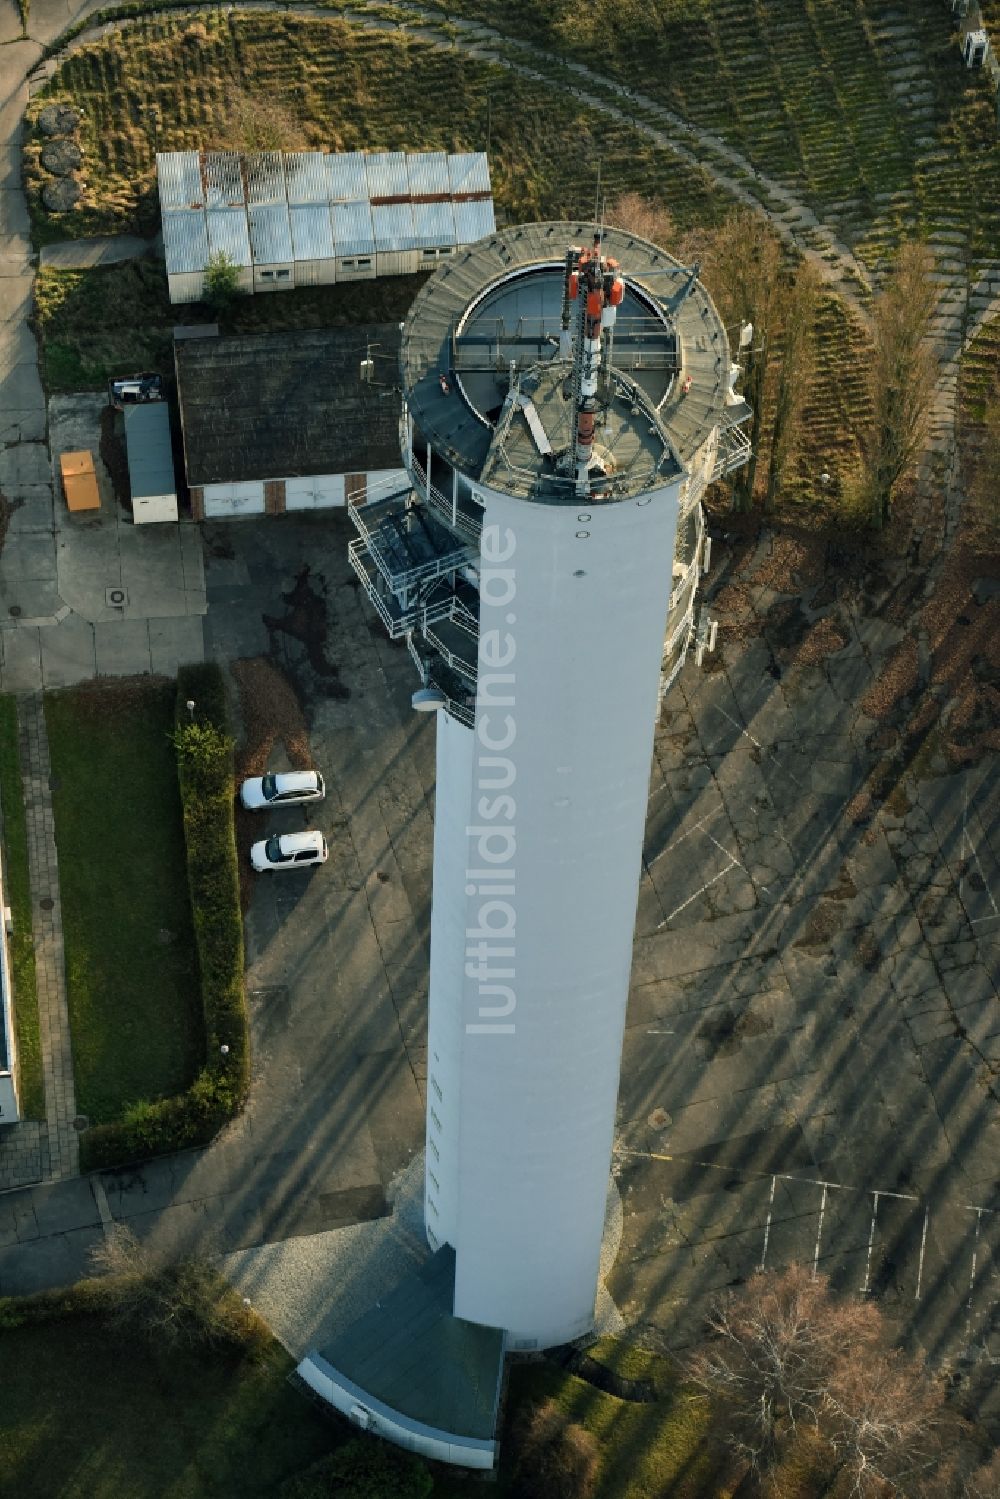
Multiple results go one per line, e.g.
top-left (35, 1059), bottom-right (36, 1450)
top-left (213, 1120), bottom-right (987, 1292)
top-left (765, 261), bottom-right (820, 510)
top-left (860, 240), bottom-right (938, 528)
top-left (688, 1265), bottom-right (950, 1496)
top-left (699, 211), bottom-right (783, 511)
top-left (965, 1450), bottom-right (1000, 1498)
top-left (688, 1265), bottom-right (880, 1479)
top-left (823, 1346), bottom-right (945, 1497)
top-left (607, 191), bottom-right (675, 251)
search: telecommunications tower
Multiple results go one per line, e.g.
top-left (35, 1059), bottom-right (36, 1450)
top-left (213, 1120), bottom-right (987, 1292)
top-left (302, 221), bottom-right (751, 1461)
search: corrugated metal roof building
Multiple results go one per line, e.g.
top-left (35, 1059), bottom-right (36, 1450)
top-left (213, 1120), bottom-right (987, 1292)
top-left (158, 149), bottom-right (203, 210)
top-left (157, 149), bottom-right (495, 303)
top-left (365, 151), bottom-right (410, 201)
top-left (290, 205), bottom-right (336, 285)
top-left (248, 203), bottom-right (294, 290)
top-left (245, 151), bottom-right (286, 206)
top-left (331, 199), bottom-right (376, 280)
top-left (327, 151), bottom-right (367, 203)
top-left (372, 201), bottom-right (418, 276)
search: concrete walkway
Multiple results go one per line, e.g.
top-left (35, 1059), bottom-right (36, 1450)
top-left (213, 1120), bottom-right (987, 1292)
top-left (39, 232), bottom-right (155, 269)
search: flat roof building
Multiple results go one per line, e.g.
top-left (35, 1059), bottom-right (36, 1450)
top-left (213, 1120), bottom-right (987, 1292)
top-left (124, 402), bottom-right (178, 525)
top-left (174, 324), bottom-right (406, 520)
top-left (157, 150), bottom-right (495, 303)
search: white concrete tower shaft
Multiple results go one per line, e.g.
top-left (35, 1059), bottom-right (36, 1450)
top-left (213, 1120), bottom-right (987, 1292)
top-left (424, 483), bottom-right (681, 1347)
top-left (349, 220), bottom-right (753, 1354)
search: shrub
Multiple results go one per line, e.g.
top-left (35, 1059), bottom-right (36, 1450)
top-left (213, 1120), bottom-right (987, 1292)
top-left (90, 1225), bottom-right (261, 1356)
top-left (511, 1399), bottom-right (599, 1499)
top-left (204, 250), bottom-right (243, 318)
top-left (279, 1439), bottom-right (433, 1499)
top-left (81, 663), bottom-right (247, 1169)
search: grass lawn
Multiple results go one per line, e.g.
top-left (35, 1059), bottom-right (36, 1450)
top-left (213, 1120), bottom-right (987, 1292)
top-left (27, 12), bottom-right (723, 245)
top-left (0, 696), bottom-right (44, 1118)
top-left (499, 1346), bottom-right (722, 1499)
top-left (0, 1317), bottom-right (725, 1499)
top-left (33, 255), bottom-right (426, 394)
top-left (0, 1312), bottom-right (335, 1499)
top-left (0, 1307), bottom-right (837, 1499)
top-left (45, 680), bottom-right (202, 1125)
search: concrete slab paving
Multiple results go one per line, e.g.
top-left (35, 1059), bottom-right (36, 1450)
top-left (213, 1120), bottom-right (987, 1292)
top-left (0, 1225), bottom-right (102, 1296)
top-left (148, 613), bottom-right (205, 674)
top-left (0, 534), bottom-right (57, 581)
top-left (0, 270), bottom-right (33, 322)
top-left (0, 625), bottom-right (41, 690)
top-left (0, 576), bottom-right (62, 621)
top-left (6, 486), bottom-right (55, 535)
top-left (40, 233), bottom-right (152, 269)
top-left (40, 612), bottom-right (96, 686)
top-left (93, 617), bottom-right (152, 677)
top-left (29, 1178), bottom-right (101, 1235)
top-left (0, 185), bottom-right (30, 238)
top-left (0, 361), bottom-right (45, 417)
top-left (0, 439), bottom-right (51, 491)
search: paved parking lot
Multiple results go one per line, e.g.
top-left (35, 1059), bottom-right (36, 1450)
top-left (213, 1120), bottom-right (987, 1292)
top-left (197, 510), bottom-right (999, 1373)
top-left (2, 506), bottom-right (996, 1388)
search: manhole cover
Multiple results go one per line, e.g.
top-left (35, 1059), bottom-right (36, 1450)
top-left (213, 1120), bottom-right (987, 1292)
top-left (39, 896), bottom-right (54, 911)
top-left (105, 586), bottom-right (128, 608)
top-left (71, 1114), bottom-right (90, 1133)
top-left (8, 604), bottom-right (22, 617)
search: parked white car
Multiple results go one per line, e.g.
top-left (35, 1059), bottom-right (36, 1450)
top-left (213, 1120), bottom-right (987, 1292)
top-left (250, 830), bottom-right (328, 872)
top-left (240, 770), bottom-right (325, 810)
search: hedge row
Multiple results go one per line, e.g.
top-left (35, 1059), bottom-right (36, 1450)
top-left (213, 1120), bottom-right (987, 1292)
top-left (82, 664), bottom-right (247, 1169)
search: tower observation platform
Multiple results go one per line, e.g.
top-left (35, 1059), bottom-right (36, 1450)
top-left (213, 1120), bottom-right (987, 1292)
top-left (302, 222), bottom-right (752, 1469)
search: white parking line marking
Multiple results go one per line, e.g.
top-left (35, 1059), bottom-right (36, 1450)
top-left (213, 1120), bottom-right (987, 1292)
top-left (916, 1209), bottom-right (929, 1302)
top-left (715, 704), bottom-right (762, 750)
top-left (648, 807), bottom-right (722, 868)
top-left (656, 858), bottom-right (738, 928)
top-left (862, 1192), bottom-right (880, 1294)
top-left (966, 1207), bottom-right (984, 1342)
top-left (705, 829), bottom-right (748, 873)
top-left (813, 1183), bottom-right (830, 1278)
top-left (760, 1175), bottom-right (777, 1271)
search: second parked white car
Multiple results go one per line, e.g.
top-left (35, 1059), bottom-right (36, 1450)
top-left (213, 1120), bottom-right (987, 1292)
top-left (240, 770), bottom-right (325, 810)
top-left (250, 830), bottom-right (328, 872)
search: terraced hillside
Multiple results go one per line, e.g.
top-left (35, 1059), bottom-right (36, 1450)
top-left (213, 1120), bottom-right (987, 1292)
top-left (415, 0), bottom-right (1000, 275)
top-left (25, 12), bottom-right (723, 240)
top-left (958, 308), bottom-right (1000, 550)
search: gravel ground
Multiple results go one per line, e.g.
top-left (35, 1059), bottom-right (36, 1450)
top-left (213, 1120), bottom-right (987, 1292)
top-left (220, 1153), bottom-right (625, 1357)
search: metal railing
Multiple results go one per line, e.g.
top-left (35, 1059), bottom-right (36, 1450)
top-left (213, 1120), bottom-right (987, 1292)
top-left (350, 490), bottom-right (474, 593)
top-left (670, 505), bottom-right (705, 608)
top-left (348, 539), bottom-right (411, 638)
top-left (424, 597), bottom-right (479, 681)
top-left (712, 421), bottom-right (752, 481)
top-left (407, 633), bottom-right (476, 729)
top-left (409, 457), bottom-right (483, 544)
